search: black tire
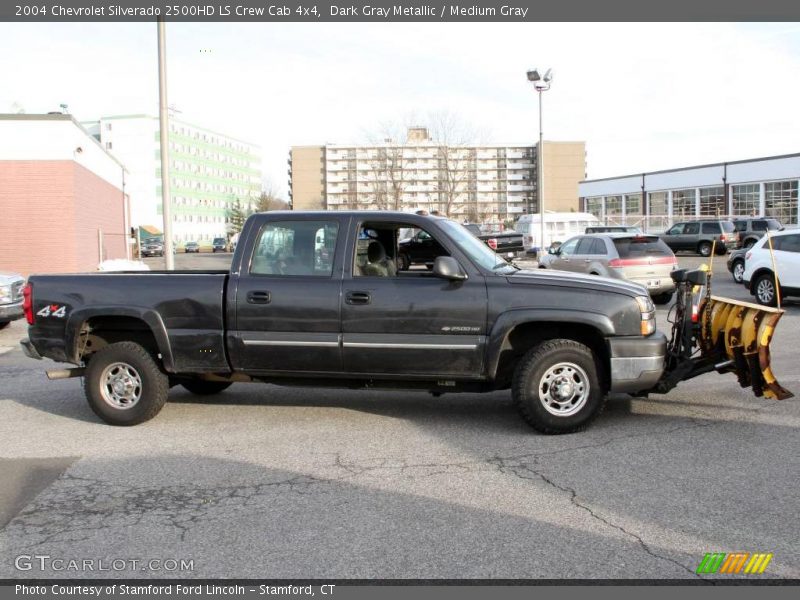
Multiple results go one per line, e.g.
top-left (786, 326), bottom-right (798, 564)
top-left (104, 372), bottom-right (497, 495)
top-left (83, 341), bottom-right (169, 426)
top-left (512, 339), bottom-right (607, 434)
top-left (744, 239), bottom-right (756, 249)
top-left (0, 321), bottom-right (9, 330)
top-left (652, 292), bottom-right (673, 305)
top-left (698, 241), bottom-right (712, 257)
top-left (180, 380), bottom-right (233, 395)
top-left (732, 259), bottom-right (745, 284)
top-left (397, 253), bottom-right (410, 271)
top-left (714, 246), bottom-right (727, 256)
top-left (754, 273), bottom-right (779, 307)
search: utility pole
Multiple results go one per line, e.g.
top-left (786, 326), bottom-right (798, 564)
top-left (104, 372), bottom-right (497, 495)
top-left (158, 18), bottom-right (175, 269)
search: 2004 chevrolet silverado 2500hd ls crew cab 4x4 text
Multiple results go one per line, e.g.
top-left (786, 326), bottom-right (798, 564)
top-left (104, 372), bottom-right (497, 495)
top-left (20, 212), bottom-right (792, 433)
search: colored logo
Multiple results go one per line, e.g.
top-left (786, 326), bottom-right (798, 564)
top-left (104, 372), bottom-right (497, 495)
top-left (696, 552), bottom-right (773, 574)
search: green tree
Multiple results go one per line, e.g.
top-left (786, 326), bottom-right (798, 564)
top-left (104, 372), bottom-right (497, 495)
top-left (226, 198), bottom-right (250, 235)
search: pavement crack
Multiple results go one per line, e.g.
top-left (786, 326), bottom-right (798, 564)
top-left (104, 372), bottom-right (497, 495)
top-left (489, 455), bottom-right (703, 579)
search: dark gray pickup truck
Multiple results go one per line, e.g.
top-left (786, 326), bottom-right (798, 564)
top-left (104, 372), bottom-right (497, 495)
top-left (20, 210), bottom-right (676, 433)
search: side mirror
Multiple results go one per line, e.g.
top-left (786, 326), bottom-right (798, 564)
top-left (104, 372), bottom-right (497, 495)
top-left (548, 246), bottom-right (560, 255)
top-left (432, 256), bottom-right (467, 281)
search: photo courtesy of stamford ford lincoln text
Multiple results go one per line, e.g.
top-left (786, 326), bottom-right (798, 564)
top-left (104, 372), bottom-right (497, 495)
top-left (0, 1), bottom-right (799, 597)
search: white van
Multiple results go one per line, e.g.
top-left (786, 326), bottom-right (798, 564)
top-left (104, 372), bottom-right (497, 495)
top-left (516, 212), bottom-right (600, 254)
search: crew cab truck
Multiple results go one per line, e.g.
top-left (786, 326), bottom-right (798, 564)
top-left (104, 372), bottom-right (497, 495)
top-left (20, 211), bottom-right (728, 434)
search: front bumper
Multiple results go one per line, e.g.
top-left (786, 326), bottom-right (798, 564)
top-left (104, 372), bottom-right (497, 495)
top-left (0, 302), bottom-right (23, 322)
top-left (607, 332), bottom-right (667, 393)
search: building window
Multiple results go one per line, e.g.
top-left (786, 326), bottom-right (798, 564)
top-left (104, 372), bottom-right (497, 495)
top-left (648, 192), bottom-right (667, 215)
top-left (672, 189), bottom-right (696, 218)
top-left (586, 197), bottom-right (603, 218)
top-left (732, 184), bottom-right (759, 217)
top-left (699, 186), bottom-right (725, 217)
top-left (624, 193), bottom-right (642, 216)
top-left (764, 180), bottom-right (798, 225)
top-left (605, 195), bottom-right (622, 216)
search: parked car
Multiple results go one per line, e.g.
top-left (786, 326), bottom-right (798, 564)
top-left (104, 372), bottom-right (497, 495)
top-left (743, 229), bottom-right (800, 306)
top-left (585, 225), bottom-right (641, 234)
top-left (184, 241), bottom-right (200, 253)
top-left (21, 211), bottom-right (678, 434)
top-left (461, 223), bottom-right (525, 260)
top-left (212, 237), bottom-right (228, 253)
top-left (539, 233), bottom-right (677, 304)
top-left (0, 271), bottom-right (25, 329)
top-left (733, 218), bottom-right (783, 249)
top-left (140, 240), bottom-right (164, 257)
top-left (726, 247), bottom-right (748, 284)
top-left (659, 220), bottom-right (737, 256)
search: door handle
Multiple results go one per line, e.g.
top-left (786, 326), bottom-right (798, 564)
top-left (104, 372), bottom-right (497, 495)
top-left (345, 291), bottom-right (371, 305)
top-left (247, 290), bottom-right (271, 304)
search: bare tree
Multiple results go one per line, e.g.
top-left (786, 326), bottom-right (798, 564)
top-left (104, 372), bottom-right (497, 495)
top-left (426, 110), bottom-right (479, 218)
top-left (255, 182), bottom-right (289, 212)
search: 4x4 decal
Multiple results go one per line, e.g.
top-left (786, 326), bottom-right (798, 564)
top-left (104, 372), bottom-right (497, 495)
top-left (36, 304), bottom-right (67, 318)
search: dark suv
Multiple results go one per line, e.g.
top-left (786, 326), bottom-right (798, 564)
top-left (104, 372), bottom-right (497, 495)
top-left (732, 218), bottom-right (783, 248)
top-left (660, 220), bottom-right (737, 256)
top-left (212, 237), bottom-right (228, 252)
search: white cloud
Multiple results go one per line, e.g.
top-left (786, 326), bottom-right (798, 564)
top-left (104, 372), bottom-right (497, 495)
top-left (2, 22), bottom-right (800, 195)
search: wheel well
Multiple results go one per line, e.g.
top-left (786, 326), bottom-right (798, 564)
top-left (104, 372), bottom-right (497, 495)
top-left (77, 316), bottom-right (161, 363)
top-left (748, 268), bottom-right (776, 293)
top-left (493, 322), bottom-right (609, 391)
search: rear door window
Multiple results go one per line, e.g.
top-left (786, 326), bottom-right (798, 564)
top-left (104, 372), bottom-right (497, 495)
top-left (777, 234), bottom-right (800, 253)
top-left (613, 237), bottom-right (672, 258)
top-left (701, 223), bottom-right (721, 234)
top-left (590, 238), bottom-right (607, 255)
top-left (575, 238), bottom-right (596, 255)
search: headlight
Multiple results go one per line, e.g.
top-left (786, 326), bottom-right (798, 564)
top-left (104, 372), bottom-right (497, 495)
top-left (0, 285), bottom-right (11, 304)
top-left (635, 295), bottom-right (656, 336)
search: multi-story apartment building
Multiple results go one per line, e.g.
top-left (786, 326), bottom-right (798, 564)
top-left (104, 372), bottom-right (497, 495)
top-left (84, 115), bottom-right (261, 243)
top-left (288, 128), bottom-right (585, 222)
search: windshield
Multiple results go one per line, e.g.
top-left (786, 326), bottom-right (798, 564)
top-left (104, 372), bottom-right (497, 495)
top-left (438, 220), bottom-right (516, 273)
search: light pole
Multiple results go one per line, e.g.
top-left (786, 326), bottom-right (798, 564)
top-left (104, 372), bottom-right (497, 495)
top-left (158, 18), bottom-right (175, 269)
top-left (527, 68), bottom-right (553, 257)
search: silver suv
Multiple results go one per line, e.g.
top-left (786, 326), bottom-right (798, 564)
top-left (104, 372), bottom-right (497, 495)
top-left (539, 234), bottom-right (678, 304)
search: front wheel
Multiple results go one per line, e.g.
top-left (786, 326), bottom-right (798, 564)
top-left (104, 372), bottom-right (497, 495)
top-left (181, 380), bottom-right (233, 395)
top-left (652, 292), bottom-right (674, 305)
top-left (732, 260), bottom-right (745, 283)
top-left (754, 273), bottom-right (779, 307)
top-left (512, 339), bottom-right (607, 434)
top-left (84, 341), bottom-right (169, 426)
top-left (0, 321), bottom-right (9, 330)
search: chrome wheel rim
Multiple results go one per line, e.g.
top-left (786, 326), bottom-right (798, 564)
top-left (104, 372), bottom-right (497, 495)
top-left (538, 362), bottom-right (590, 417)
top-left (99, 362), bottom-right (142, 409)
top-left (757, 279), bottom-right (774, 304)
top-left (733, 262), bottom-right (744, 282)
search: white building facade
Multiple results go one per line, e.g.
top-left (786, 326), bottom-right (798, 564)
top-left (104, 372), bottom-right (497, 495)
top-left (84, 115), bottom-right (262, 243)
top-left (579, 153), bottom-right (800, 232)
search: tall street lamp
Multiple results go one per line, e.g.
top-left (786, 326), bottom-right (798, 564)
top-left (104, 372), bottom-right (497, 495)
top-left (527, 67), bottom-right (553, 257)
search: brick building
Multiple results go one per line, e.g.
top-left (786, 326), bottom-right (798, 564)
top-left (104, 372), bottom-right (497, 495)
top-left (0, 114), bottom-right (129, 277)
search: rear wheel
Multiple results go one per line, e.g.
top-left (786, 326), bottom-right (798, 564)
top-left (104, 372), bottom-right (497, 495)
top-left (84, 341), bottom-right (169, 426)
top-left (652, 292), bottom-right (673, 305)
top-left (397, 253), bottom-right (410, 271)
top-left (512, 339), bottom-right (606, 434)
top-left (754, 273), bottom-right (779, 307)
top-left (698, 241), bottom-right (712, 257)
top-left (732, 260), bottom-right (745, 283)
top-left (180, 380), bottom-right (233, 395)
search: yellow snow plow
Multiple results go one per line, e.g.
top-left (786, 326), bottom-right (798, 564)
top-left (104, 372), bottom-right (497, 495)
top-left (652, 267), bottom-right (793, 400)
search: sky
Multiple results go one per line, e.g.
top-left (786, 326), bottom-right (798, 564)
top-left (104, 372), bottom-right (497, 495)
top-left (3, 22), bottom-right (800, 197)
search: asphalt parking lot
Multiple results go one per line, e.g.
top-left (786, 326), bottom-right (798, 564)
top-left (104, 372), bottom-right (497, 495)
top-left (0, 254), bottom-right (798, 580)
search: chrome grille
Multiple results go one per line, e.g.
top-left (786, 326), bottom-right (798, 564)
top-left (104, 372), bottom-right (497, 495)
top-left (11, 280), bottom-right (24, 302)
